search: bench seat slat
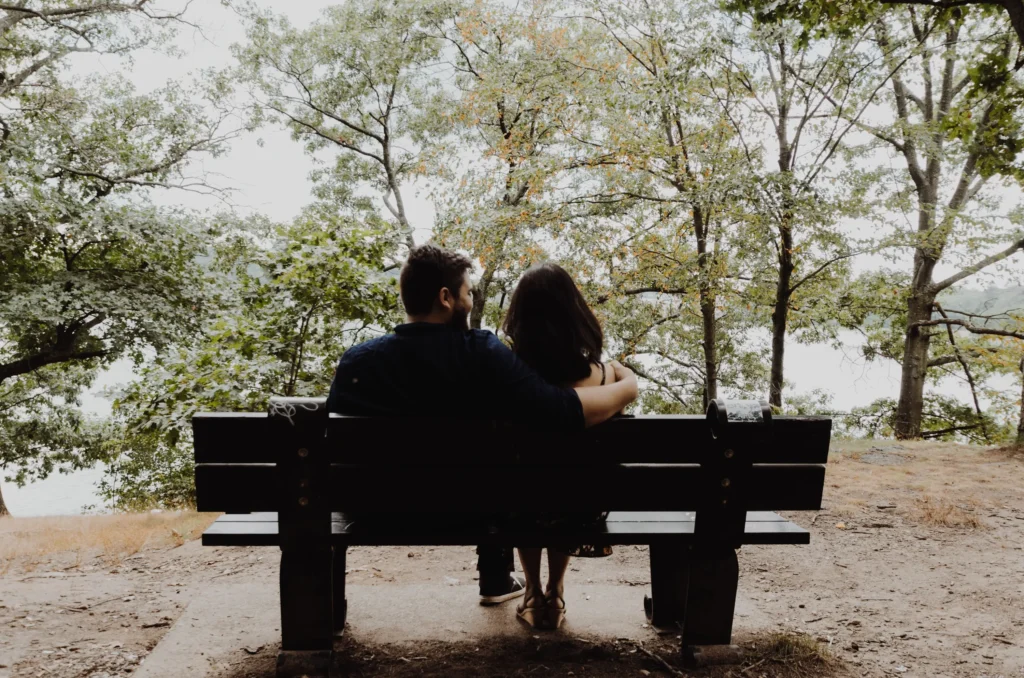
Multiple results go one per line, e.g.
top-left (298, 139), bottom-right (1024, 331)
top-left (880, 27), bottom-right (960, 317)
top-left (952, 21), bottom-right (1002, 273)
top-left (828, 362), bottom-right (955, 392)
top-left (200, 511), bottom-right (809, 547)
top-left (192, 413), bottom-right (831, 465)
top-left (195, 463), bottom-right (826, 513)
top-left (209, 510), bottom-right (794, 523)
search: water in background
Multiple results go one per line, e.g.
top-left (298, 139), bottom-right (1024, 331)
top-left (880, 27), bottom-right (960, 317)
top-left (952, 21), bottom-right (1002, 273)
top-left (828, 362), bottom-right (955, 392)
top-left (2, 359), bottom-right (129, 517)
top-left (3, 466), bottom-right (108, 516)
top-left (2, 331), bottom-right (1012, 516)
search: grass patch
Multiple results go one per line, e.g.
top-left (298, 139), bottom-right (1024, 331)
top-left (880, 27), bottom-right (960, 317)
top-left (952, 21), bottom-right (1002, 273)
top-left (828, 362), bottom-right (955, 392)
top-left (913, 497), bottom-right (982, 528)
top-left (739, 632), bottom-right (844, 677)
top-left (0, 511), bottom-right (218, 573)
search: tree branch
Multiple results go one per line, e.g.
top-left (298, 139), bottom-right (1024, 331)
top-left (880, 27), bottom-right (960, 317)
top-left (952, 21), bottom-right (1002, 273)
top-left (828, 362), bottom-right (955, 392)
top-left (920, 423), bottom-right (982, 438)
top-left (0, 348), bottom-right (109, 386)
top-left (934, 302), bottom-right (988, 440)
top-left (877, 0), bottom-right (1024, 47)
top-left (911, 317), bottom-right (1024, 339)
top-left (930, 235), bottom-right (1024, 293)
top-left (788, 248), bottom-right (869, 295)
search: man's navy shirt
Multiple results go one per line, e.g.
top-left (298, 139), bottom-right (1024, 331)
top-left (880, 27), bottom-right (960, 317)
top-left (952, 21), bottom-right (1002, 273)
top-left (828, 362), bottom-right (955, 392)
top-left (326, 322), bottom-right (585, 431)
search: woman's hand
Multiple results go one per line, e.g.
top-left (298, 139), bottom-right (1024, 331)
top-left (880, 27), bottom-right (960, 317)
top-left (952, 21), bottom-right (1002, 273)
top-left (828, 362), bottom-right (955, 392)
top-left (608, 361), bottom-right (638, 402)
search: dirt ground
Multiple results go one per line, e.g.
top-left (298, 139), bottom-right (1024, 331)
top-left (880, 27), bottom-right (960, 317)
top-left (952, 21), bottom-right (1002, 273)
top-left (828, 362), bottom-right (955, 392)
top-left (1, 440), bottom-right (1022, 678)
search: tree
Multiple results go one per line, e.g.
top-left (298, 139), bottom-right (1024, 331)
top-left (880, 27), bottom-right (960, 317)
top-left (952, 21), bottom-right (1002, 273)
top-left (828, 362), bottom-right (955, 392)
top-left (0, 366), bottom-right (108, 516)
top-left (856, 8), bottom-right (1024, 438)
top-left (0, 1), bottom-right (237, 514)
top-left (555, 0), bottom-right (765, 410)
top-left (104, 207), bottom-right (400, 509)
top-left (1018, 354), bottom-right (1024, 444)
top-left (233, 0), bottom-right (453, 256)
top-left (709, 15), bottom-right (882, 408)
top-left (427, 0), bottom-right (607, 329)
top-left (764, 5), bottom-right (1024, 438)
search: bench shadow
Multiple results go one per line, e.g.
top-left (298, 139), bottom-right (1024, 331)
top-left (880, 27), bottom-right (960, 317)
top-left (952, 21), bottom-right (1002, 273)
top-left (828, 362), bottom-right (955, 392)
top-left (210, 632), bottom-right (851, 678)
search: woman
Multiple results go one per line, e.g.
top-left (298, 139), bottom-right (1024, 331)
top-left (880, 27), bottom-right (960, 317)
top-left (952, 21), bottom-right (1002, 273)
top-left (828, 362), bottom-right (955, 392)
top-left (501, 262), bottom-right (617, 630)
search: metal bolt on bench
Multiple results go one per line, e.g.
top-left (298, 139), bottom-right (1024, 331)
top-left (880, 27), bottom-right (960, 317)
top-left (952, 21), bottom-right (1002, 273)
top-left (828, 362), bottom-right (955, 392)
top-left (192, 397), bottom-right (830, 677)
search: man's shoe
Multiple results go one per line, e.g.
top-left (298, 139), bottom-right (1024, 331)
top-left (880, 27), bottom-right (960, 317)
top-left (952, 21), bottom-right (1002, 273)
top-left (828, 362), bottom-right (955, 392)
top-left (479, 573), bottom-right (527, 606)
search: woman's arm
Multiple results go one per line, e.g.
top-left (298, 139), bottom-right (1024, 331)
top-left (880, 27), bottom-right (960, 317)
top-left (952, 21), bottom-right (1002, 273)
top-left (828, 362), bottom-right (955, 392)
top-left (574, 361), bottom-right (637, 427)
top-left (571, 361), bottom-right (618, 388)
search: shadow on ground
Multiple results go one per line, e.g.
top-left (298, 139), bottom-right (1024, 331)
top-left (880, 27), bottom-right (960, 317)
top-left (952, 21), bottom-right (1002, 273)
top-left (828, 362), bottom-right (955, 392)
top-left (211, 632), bottom-right (851, 678)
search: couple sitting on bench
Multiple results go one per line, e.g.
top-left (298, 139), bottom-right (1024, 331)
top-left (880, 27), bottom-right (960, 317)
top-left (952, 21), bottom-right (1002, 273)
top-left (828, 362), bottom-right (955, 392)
top-left (326, 244), bottom-right (639, 630)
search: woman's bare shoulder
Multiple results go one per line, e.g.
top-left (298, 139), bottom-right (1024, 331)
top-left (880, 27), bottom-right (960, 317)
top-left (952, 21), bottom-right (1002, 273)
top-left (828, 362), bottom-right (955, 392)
top-left (571, 361), bottom-right (617, 388)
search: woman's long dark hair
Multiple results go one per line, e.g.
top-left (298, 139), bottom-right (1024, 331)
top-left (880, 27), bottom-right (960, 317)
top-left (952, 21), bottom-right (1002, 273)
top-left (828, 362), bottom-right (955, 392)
top-left (502, 263), bottom-right (603, 385)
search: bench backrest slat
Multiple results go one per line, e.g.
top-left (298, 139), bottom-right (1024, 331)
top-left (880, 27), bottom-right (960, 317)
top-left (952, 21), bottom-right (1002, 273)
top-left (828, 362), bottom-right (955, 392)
top-left (192, 413), bottom-right (831, 465)
top-left (194, 462), bottom-right (826, 513)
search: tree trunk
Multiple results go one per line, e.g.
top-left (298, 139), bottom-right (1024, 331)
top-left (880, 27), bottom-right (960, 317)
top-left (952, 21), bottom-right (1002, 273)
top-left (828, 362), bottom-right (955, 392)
top-left (768, 212), bottom-right (794, 409)
top-left (768, 76), bottom-right (794, 411)
top-left (1017, 356), bottom-right (1024, 446)
top-left (894, 292), bottom-right (936, 439)
top-left (694, 205), bottom-right (718, 403)
top-left (770, 260), bottom-right (790, 409)
top-left (0, 483), bottom-right (9, 517)
top-left (894, 176), bottom-right (942, 438)
top-left (470, 265), bottom-right (494, 330)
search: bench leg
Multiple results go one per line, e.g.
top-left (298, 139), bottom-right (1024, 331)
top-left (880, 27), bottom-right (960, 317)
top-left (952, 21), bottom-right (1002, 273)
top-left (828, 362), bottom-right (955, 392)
top-left (681, 547), bottom-right (739, 646)
top-left (332, 546), bottom-right (347, 638)
top-left (644, 544), bottom-right (739, 646)
top-left (644, 543), bottom-right (688, 627)
top-left (278, 548), bottom-right (333, 678)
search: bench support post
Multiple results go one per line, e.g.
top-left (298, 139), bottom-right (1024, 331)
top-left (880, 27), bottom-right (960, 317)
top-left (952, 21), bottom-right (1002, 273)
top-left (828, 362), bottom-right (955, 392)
top-left (332, 545), bottom-right (347, 637)
top-left (678, 546), bottom-right (738, 646)
top-left (270, 397), bottom-right (333, 678)
top-left (646, 398), bottom-right (768, 652)
top-left (278, 547), bottom-right (333, 677)
top-left (644, 544), bottom-right (739, 646)
top-left (644, 543), bottom-right (688, 626)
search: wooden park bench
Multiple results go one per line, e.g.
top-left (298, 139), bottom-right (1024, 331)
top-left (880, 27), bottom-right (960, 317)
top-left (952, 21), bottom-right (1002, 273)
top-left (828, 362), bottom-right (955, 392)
top-left (192, 397), bottom-right (830, 677)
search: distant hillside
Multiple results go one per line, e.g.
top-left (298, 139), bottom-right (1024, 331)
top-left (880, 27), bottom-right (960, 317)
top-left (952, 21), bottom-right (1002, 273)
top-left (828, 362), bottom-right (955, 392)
top-left (938, 286), bottom-right (1024, 320)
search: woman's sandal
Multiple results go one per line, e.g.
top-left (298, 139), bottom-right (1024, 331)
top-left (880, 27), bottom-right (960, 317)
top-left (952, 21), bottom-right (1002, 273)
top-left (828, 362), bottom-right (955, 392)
top-left (543, 592), bottom-right (566, 630)
top-left (516, 594), bottom-right (546, 629)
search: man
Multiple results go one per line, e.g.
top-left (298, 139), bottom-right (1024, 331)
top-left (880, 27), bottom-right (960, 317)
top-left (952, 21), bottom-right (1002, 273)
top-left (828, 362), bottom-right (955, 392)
top-left (327, 244), bottom-right (638, 605)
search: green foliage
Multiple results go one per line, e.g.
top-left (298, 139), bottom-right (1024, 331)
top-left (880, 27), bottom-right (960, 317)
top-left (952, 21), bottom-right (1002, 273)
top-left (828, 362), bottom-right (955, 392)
top-left (0, 365), bottom-right (109, 486)
top-left (0, 3), bottom-right (238, 497)
top-left (723, 0), bottom-right (1020, 50)
top-left (232, 0), bottom-right (455, 250)
top-left (102, 207), bottom-right (400, 509)
top-left (96, 430), bottom-right (196, 511)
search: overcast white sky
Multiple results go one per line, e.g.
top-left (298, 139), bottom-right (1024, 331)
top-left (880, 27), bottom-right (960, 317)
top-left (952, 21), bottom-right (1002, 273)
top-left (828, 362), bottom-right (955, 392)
top-left (67, 1), bottom-right (438, 241)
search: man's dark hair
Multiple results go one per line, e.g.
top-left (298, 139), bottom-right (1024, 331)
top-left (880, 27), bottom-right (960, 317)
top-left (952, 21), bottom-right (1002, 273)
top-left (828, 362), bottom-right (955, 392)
top-left (399, 244), bottom-right (474, 316)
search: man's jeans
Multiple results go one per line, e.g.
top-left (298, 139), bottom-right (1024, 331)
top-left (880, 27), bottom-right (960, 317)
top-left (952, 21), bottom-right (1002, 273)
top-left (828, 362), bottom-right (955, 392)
top-left (477, 545), bottom-right (515, 596)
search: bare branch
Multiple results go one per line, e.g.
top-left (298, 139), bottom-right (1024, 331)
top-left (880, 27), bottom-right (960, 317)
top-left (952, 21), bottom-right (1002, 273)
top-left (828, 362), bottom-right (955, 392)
top-left (877, 0), bottom-right (1024, 47)
top-left (911, 316), bottom-right (1024, 340)
top-left (931, 235), bottom-right (1024, 293)
top-left (934, 302), bottom-right (988, 440)
top-left (788, 248), bottom-right (871, 295)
